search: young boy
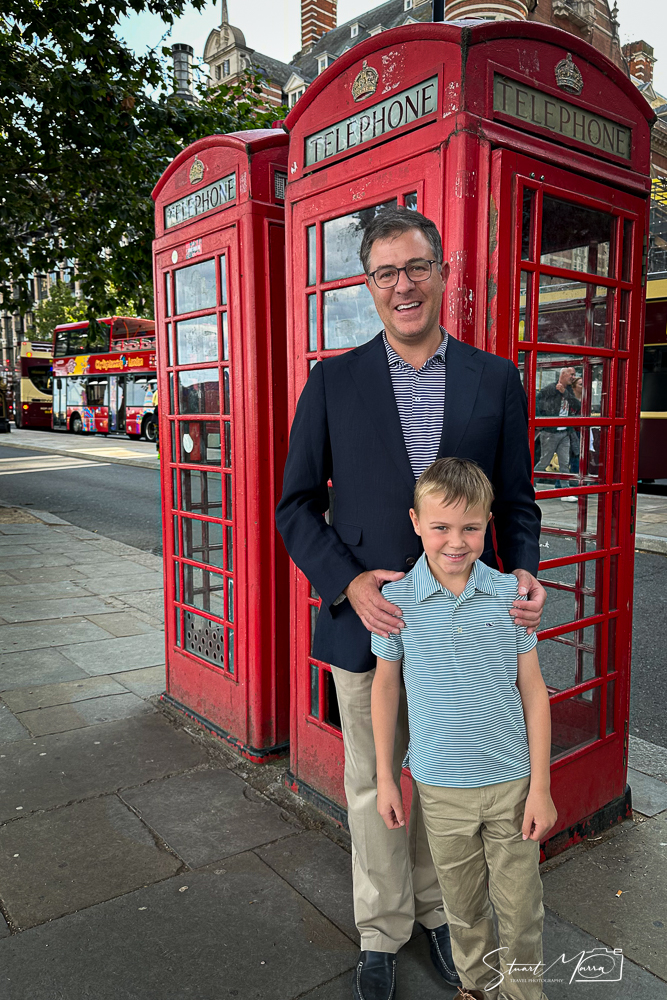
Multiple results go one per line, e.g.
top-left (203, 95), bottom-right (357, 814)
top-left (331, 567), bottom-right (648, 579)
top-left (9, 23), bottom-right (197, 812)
top-left (371, 457), bottom-right (556, 1000)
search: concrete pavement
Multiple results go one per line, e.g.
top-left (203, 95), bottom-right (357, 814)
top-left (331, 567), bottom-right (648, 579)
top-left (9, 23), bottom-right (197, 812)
top-left (0, 505), bottom-right (665, 998)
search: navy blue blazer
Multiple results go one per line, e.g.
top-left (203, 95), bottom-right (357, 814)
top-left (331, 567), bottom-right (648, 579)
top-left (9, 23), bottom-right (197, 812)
top-left (276, 332), bottom-right (541, 673)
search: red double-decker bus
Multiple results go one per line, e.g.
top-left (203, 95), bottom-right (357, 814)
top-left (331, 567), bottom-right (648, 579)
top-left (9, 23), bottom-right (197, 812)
top-left (51, 316), bottom-right (158, 440)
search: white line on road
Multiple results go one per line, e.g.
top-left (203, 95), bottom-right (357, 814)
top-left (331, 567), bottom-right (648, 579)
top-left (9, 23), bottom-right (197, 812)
top-left (0, 462), bottom-right (112, 476)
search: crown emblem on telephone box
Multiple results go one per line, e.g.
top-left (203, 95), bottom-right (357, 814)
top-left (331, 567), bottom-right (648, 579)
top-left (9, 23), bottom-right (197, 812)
top-left (352, 61), bottom-right (379, 102)
top-left (189, 155), bottom-right (205, 185)
top-left (555, 53), bottom-right (584, 95)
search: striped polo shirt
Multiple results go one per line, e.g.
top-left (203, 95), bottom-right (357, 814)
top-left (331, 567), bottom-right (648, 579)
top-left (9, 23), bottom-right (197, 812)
top-left (383, 330), bottom-right (448, 480)
top-left (371, 555), bottom-right (537, 788)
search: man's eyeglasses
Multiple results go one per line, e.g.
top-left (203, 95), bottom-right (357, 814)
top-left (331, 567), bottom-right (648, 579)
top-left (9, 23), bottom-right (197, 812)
top-left (367, 259), bottom-right (440, 289)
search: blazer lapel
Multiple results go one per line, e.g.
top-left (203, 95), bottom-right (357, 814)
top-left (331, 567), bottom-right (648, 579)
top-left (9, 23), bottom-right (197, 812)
top-left (439, 336), bottom-right (485, 457)
top-left (347, 334), bottom-right (416, 492)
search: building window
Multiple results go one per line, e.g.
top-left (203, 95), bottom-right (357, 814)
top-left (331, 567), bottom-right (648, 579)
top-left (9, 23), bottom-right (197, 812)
top-left (215, 64), bottom-right (221, 80)
top-left (223, 59), bottom-right (230, 76)
top-left (351, 23), bottom-right (359, 37)
top-left (368, 25), bottom-right (383, 36)
top-left (404, 0), bottom-right (413, 8)
top-left (317, 54), bottom-right (332, 74)
top-left (289, 87), bottom-right (305, 107)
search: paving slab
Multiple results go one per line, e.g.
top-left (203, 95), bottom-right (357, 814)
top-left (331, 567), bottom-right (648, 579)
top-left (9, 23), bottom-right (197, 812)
top-left (257, 830), bottom-right (357, 943)
top-left (61, 631), bottom-right (165, 675)
top-left (75, 560), bottom-right (159, 579)
top-left (118, 589), bottom-right (166, 622)
top-left (0, 795), bottom-right (182, 930)
top-left (4, 565), bottom-right (83, 585)
top-left (0, 553), bottom-right (73, 569)
top-left (0, 912), bottom-right (9, 939)
top-left (83, 612), bottom-right (156, 637)
top-left (113, 665), bottom-right (166, 699)
top-left (628, 767), bottom-right (667, 817)
top-left (79, 573), bottom-right (164, 597)
top-left (0, 523), bottom-right (52, 534)
top-left (0, 648), bottom-right (87, 691)
top-left (17, 692), bottom-right (155, 737)
top-left (0, 851), bottom-right (356, 1000)
top-left (0, 703), bottom-right (31, 743)
top-left (629, 735), bottom-right (667, 783)
top-left (0, 713), bottom-right (207, 821)
top-left (2, 675), bottom-right (128, 713)
top-left (0, 597), bottom-right (115, 624)
top-left (0, 572), bottom-right (19, 586)
top-left (0, 618), bottom-right (110, 653)
top-left (122, 766), bottom-right (302, 868)
top-left (0, 534), bottom-right (61, 548)
top-left (542, 813), bottom-right (667, 981)
top-left (0, 546), bottom-right (42, 560)
top-left (0, 581), bottom-right (90, 601)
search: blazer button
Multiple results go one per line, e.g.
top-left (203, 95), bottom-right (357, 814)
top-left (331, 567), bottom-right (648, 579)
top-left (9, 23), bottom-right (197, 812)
top-left (405, 557), bottom-right (416, 568)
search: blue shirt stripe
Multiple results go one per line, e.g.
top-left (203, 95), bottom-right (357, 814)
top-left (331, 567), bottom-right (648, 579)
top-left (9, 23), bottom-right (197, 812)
top-left (371, 555), bottom-right (538, 788)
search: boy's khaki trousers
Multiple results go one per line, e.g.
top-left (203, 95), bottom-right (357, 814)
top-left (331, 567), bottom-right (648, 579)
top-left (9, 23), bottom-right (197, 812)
top-left (331, 664), bottom-right (446, 953)
top-left (417, 776), bottom-right (548, 1000)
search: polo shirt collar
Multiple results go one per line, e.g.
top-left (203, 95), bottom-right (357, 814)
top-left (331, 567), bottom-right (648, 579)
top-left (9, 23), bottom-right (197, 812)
top-left (383, 328), bottom-right (448, 368)
top-left (413, 552), bottom-right (497, 602)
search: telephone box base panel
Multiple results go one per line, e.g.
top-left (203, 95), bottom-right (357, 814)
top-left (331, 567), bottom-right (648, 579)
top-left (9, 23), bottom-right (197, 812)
top-left (285, 771), bottom-right (349, 830)
top-left (160, 693), bottom-right (289, 763)
top-left (542, 785), bottom-right (632, 861)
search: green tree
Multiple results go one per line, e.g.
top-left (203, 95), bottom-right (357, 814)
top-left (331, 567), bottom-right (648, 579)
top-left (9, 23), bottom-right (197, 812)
top-left (31, 281), bottom-right (87, 340)
top-left (1, 1), bottom-right (281, 318)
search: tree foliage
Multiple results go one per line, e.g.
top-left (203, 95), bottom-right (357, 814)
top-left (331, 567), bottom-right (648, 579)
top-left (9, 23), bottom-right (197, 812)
top-left (31, 281), bottom-right (88, 339)
top-left (1, 1), bottom-right (281, 319)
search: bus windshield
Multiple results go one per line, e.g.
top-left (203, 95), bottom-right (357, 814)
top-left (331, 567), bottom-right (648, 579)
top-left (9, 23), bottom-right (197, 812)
top-left (28, 366), bottom-right (52, 395)
top-left (53, 320), bottom-right (111, 358)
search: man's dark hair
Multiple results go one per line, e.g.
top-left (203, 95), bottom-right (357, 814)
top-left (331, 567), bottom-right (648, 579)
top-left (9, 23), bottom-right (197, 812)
top-left (359, 207), bottom-right (443, 275)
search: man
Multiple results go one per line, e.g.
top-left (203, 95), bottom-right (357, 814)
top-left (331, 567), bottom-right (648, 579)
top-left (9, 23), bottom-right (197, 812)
top-left (535, 367), bottom-right (580, 500)
top-left (276, 208), bottom-right (545, 1000)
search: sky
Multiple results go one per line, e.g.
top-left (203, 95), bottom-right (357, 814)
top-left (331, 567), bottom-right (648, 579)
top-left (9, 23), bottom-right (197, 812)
top-left (118, 0), bottom-right (667, 97)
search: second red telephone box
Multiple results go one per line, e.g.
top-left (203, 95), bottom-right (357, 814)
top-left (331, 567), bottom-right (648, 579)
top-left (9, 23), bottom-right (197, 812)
top-left (282, 21), bottom-right (653, 850)
top-left (152, 130), bottom-right (290, 759)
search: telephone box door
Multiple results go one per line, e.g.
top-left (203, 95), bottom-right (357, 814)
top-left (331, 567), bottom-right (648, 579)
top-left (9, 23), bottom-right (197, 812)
top-left (289, 154), bottom-right (440, 811)
top-left (491, 150), bottom-right (646, 842)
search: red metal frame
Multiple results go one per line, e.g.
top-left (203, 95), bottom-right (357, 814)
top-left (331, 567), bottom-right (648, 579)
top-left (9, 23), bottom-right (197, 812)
top-left (283, 22), bottom-right (652, 848)
top-left (152, 131), bottom-right (290, 760)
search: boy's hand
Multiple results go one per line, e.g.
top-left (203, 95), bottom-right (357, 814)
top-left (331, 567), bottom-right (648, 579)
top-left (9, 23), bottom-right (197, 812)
top-left (510, 569), bottom-right (546, 634)
top-left (377, 777), bottom-right (406, 830)
top-left (345, 570), bottom-right (406, 637)
top-left (522, 789), bottom-right (557, 842)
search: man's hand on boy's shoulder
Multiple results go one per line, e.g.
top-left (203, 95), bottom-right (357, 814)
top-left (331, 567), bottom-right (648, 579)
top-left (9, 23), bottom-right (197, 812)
top-left (345, 569), bottom-right (406, 638)
top-left (509, 569), bottom-right (546, 634)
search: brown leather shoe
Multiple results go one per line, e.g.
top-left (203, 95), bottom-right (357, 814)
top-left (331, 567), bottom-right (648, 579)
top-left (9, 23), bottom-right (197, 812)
top-left (454, 991), bottom-right (485, 1000)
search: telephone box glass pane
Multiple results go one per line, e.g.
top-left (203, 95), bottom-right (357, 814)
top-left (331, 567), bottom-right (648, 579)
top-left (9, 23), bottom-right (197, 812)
top-left (307, 226), bottom-right (317, 286)
top-left (550, 692), bottom-right (599, 759)
top-left (535, 427), bottom-right (606, 485)
top-left (183, 564), bottom-right (225, 618)
top-left (325, 672), bottom-right (342, 729)
top-left (521, 188), bottom-right (535, 261)
top-left (534, 626), bottom-right (599, 693)
top-left (519, 272), bottom-right (531, 342)
top-left (222, 312), bottom-right (229, 361)
top-left (226, 628), bottom-right (234, 674)
top-left (184, 609), bottom-right (225, 668)
top-left (537, 493), bottom-right (605, 558)
top-left (310, 663), bottom-right (319, 717)
top-left (535, 354), bottom-right (606, 418)
top-left (536, 278), bottom-right (612, 347)
top-left (227, 577), bottom-right (234, 623)
top-left (176, 316), bottom-right (218, 365)
top-left (540, 197), bottom-right (614, 277)
top-left (606, 679), bottom-right (616, 735)
top-left (621, 219), bottom-right (633, 282)
top-left (222, 368), bottom-right (230, 415)
top-left (308, 294), bottom-right (317, 351)
top-left (178, 369), bottom-right (220, 414)
top-left (167, 323), bottom-right (173, 366)
top-left (174, 258), bottom-right (217, 315)
top-left (538, 559), bottom-right (599, 630)
top-left (404, 192), bottom-right (418, 211)
top-left (323, 284), bottom-right (379, 349)
top-left (225, 525), bottom-right (233, 570)
top-left (165, 273), bottom-right (172, 317)
top-left (223, 420), bottom-right (232, 467)
top-left (180, 470), bottom-right (223, 515)
top-left (618, 290), bottom-right (630, 350)
top-left (180, 421), bottom-right (221, 465)
top-left (323, 199), bottom-right (397, 281)
top-left (219, 254), bottom-right (227, 306)
top-left (181, 516), bottom-right (224, 568)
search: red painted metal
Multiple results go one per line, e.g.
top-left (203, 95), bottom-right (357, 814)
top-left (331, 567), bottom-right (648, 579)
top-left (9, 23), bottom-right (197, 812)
top-left (152, 130), bottom-right (290, 758)
top-left (282, 21), bottom-right (652, 849)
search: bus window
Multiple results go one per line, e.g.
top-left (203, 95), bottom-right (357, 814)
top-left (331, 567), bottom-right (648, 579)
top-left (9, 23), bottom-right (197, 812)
top-left (54, 321), bottom-right (111, 357)
top-left (67, 377), bottom-right (85, 407)
top-left (28, 366), bottom-right (52, 395)
top-left (86, 378), bottom-right (108, 407)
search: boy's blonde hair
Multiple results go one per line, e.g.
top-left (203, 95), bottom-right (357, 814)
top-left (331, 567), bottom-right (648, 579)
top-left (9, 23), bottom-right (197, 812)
top-left (413, 457), bottom-right (494, 516)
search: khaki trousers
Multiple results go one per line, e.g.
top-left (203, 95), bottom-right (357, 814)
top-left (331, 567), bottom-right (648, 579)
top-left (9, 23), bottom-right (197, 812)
top-left (331, 664), bottom-right (445, 953)
top-left (417, 776), bottom-right (548, 1000)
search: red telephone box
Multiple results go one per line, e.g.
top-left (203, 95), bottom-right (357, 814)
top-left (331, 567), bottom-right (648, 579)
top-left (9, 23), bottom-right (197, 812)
top-left (152, 130), bottom-right (290, 759)
top-left (283, 21), bottom-right (653, 849)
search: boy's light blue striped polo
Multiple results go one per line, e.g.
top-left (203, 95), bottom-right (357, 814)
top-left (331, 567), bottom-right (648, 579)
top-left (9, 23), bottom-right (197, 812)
top-left (371, 554), bottom-right (538, 789)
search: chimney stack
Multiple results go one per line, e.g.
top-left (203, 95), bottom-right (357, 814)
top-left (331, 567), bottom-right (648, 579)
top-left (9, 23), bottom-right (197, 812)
top-left (622, 40), bottom-right (656, 84)
top-left (172, 43), bottom-right (195, 102)
top-left (301, 0), bottom-right (337, 53)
